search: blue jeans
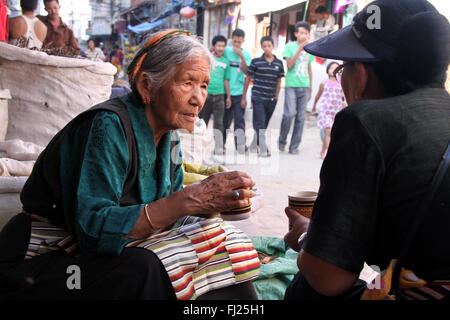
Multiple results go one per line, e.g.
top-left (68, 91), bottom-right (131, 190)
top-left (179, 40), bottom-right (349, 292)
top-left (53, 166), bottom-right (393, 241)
top-left (223, 95), bottom-right (246, 150)
top-left (279, 87), bottom-right (309, 152)
top-left (251, 97), bottom-right (277, 153)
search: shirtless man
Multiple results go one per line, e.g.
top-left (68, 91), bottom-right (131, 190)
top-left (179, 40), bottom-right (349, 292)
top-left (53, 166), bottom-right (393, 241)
top-left (8, 0), bottom-right (47, 49)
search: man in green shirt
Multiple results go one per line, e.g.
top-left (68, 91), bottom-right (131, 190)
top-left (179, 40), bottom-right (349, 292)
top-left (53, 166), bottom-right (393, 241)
top-left (199, 35), bottom-right (231, 155)
top-left (223, 28), bottom-right (252, 153)
top-left (279, 22), bottom-right (315, 155)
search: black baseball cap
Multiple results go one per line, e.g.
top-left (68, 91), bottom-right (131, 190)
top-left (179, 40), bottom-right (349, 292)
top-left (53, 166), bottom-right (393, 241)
top-left (304, 0), bottom-right (442, 63)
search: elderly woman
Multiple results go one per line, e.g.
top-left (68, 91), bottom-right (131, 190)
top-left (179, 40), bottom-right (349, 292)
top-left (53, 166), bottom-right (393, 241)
top-left (0, 30), bottom-right (260, 300)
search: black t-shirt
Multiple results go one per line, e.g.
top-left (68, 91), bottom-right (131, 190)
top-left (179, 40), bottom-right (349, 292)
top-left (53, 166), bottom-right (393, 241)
top-left (247, 55), bottom-right (285, 100)
top-left (303, 88), bottom-right (450, 281)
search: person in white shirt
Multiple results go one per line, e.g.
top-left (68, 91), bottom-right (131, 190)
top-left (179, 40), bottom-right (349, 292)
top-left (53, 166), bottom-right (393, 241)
top-left (85, 38), bottom-right (105, 62)
top-left (313, 6), bottom-right (335, 40)
top-left (8, 0), bottom-right (47, 49)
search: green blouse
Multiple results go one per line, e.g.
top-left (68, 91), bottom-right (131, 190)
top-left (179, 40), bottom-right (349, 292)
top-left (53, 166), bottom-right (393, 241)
top-left (59, 94), bottom-right (184, 255)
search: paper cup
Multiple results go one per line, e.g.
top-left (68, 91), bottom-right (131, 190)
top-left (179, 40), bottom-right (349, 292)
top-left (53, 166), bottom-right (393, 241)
top-left (288, 191), bottom-right (318, 229)
top-left (221, 187), bottom-right (252, 221)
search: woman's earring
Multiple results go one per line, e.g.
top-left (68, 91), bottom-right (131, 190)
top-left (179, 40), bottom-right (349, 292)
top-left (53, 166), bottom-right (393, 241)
top-left (145, 97), bottom-right (150, 105)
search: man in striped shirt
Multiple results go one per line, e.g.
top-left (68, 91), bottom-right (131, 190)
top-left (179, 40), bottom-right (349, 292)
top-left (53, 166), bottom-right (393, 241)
top-left (241, 36), bottom-right (285, 157)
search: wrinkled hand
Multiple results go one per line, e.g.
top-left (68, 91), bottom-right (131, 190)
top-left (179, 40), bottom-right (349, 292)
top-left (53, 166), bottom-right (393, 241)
top-left (283, 207), bottom-right (310, 252)
top-left (182, 171), bottom-right (256, 217)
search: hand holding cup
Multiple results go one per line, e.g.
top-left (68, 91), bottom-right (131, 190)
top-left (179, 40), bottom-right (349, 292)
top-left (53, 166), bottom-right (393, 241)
top-left (284, 207), bottom-right (311, 252)
top-left (182, 171), bottom-right (255, 218)
top-left (288, 191), bottom-right (317, 229)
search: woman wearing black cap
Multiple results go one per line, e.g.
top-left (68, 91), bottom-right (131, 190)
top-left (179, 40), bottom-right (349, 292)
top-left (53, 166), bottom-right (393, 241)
top-left (284, 0), bottom-right (450, 300)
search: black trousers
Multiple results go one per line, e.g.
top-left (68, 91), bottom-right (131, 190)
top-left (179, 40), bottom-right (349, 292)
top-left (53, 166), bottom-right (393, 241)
top-left (223, 95), bottom-right (247, 149)
top-left (0, 214), bottom-right (258, 300)
top-left (251, 97), bottom-right (277, 152)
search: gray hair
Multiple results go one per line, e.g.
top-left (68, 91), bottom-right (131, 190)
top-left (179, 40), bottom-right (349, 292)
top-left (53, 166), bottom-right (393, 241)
top-left (131, 32), bottom-right (214, 97)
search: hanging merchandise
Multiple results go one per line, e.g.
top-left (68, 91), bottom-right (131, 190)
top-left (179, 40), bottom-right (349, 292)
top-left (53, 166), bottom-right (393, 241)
top-left (226, 6), bottom-right (239, 24)
top-left (180, 6), bottom-right (195, 19)
top-left (334, 0), bottom-right (354, 14)
top-left (151, 0), bottom-right (198, 23)
top-left (0, 0), bottom-right (8, 42)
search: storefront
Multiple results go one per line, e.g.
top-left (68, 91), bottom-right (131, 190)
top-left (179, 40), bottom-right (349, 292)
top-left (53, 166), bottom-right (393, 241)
top-left (201, 0), bottom-right (240, 49)
top-left (239, 0), bottom-right (308, 57)
top-left (210, 0), bottom-right (377, 58)
top-left (266, 2), bottom-right (308, 56)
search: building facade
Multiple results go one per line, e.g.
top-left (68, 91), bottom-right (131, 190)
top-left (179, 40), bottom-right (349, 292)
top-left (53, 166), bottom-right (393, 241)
top-left (201, 0), bottom-right (240, 49)
top-left (88, 0), bottom-right (130, 48)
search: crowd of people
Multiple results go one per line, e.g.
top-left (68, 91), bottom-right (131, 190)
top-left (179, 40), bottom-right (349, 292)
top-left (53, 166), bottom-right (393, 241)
top-left (6, 0), bottom-right (81, 55)
top-left (5, 0), bottom-right (124, 67)
top-left (3, 1), bottom-right (343, 159)
top-left (0, 0), bottom-right (448, 303)
top-left (200, 19), bottom-right (345, 161)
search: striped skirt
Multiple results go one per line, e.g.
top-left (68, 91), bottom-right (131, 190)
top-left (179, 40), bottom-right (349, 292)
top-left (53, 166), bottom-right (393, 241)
top-left (26, 216), bottom-right (260, 300)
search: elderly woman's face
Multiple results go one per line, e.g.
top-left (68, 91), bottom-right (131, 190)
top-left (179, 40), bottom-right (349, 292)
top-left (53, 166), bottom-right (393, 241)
top-left (151, 55), bottom-right (210, 132)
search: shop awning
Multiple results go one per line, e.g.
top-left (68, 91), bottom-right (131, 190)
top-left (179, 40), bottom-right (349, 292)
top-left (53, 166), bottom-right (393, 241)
top-left (119, 1), bottom-right (156, 16)
top-left (241, 0), bottom-right (307, 16)
top-left (128, 19), bottom-right (167, 34)
top-left (150, 0), bottom-right (196, 23)
top-left (127, 0), bottom-right (198, 34)
top-left (334, 0), bottom-right (354, 13)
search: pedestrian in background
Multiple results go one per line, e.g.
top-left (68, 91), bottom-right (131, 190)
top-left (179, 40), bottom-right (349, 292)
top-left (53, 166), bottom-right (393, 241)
top-left (198, 35), bottom-right (231, 156)
top-left (313, 5), bottom-right (335, 40)
top-left (312, 61), bottom-right (345, 159)
top-left (85, 38), bottom-right (105, 61)
top-left (8, 0), bottom-right (47, 49)
top-left (102, 45), bottom-right (110, 62)
top-left (242, 36), bottom-right (284, 157)
top-left (279, 22), bottom-right (315, 155)
top-left (38, 0), bottom-right (80, 54)
top-left (114, 44), bottom-right (124, 66)
top-left (223, 28), bottom-right (251, 154)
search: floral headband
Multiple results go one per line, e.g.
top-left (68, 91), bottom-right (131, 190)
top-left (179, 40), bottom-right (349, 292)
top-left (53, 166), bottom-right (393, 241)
top-left (127, 29), bottom-right (192, 83)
